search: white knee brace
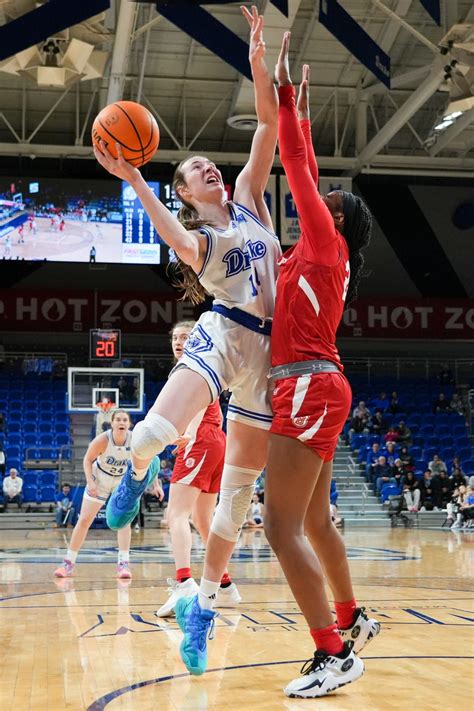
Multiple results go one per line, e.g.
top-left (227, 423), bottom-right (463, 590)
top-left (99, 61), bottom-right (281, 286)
top-left (211, 464), bottom-right (260, 543)
top-left (131, 413), bottom-right (179, 460)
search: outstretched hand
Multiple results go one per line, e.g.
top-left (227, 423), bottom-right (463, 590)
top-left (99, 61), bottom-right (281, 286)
top-left (297, 64), bottom-right (310, 119)
top-left (275, 31), bottom-right (291, 86)
top-left (241, 5), bottom-right (265, 63)
top-left (93, 141), bottom-right (140, 184)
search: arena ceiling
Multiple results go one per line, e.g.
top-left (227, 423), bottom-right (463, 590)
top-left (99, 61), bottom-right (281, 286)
top-left (0, 0), bottom-right (473, 177)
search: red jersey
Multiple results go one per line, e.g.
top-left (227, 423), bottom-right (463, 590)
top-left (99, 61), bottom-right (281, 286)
top-left (272, 86), bottom-right (349, 370)
top-left (198, 399), bottom-right (222, 430)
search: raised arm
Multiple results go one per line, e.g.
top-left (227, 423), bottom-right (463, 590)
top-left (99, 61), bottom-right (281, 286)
top-left (234, 6), bottom-right (278, 229)
top-left (297, 65), bottom-right (318, 187)
top-left (93, 143), bottom-right (207, 272)
top-left (276, 35), bottom-right (339, 264)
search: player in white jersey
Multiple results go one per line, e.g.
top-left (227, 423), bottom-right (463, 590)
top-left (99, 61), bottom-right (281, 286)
top-left (94, 6), bottom-right (278, 674)
top-left (54, 410), bottom-right (163, 580)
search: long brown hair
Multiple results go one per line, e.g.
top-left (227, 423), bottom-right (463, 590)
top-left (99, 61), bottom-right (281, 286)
top-left (167, 157), bottom-right (211, 305)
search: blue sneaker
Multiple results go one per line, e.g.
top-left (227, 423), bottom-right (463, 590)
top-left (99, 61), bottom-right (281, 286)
top-left (106, 463), bottom-right (148, 530)
top-left (175, 595), bottom-right (216, 675)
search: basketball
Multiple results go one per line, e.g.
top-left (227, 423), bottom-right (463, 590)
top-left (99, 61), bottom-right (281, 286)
top-left (92, 101), bottom-right (160, 167)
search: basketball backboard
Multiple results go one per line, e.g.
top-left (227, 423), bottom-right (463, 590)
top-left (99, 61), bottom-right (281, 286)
top-left (67, 367), bottom-right (145, 413)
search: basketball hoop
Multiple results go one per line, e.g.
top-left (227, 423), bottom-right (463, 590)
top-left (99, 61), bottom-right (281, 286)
top-left (95, 399), bottom-right (115, 414)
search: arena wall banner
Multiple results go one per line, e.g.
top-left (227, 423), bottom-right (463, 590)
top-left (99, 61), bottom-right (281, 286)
top-left (2, 291), bottom-right (473, 338)
top-left (2, 289), bottom-right (197, 334)
top-left (339, 299), bottom-right (474, 339)
top-left (279, 176), bottom-right (352, 246)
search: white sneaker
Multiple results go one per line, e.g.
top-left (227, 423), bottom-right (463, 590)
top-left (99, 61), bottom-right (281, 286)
top-left (216, 582), bottom-right (242, 608)
top-left (156, 577), bottom-right (199, 617)
top-left (339, 607), bottom-right (381, 654)
top-left (284, 643), bottom-right (364, 698)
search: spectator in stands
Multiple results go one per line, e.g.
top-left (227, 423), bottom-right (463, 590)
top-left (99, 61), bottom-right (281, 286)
top-left (449, 393), bottom-right (465, 417)
top-left (428, 454), bottom-right (447, 476)
top-left (159, 458), bottom-right (173, 482)
top-left (352, 400), bottom-right (371, 422)
top-left (373, 455), bottom-right (394, 495)
top-left (451, 469), bottom-right (467, 488)
top-left (384, 426), bottom-right (400, 445)
top-left (402, 471), bottom-right (421, 513)
top-left (432, 470), bottom-right (453, 508)
top-left (369, 410), bottom-right (384, 436)
top-left (243, 492), bottom-right (264, 528)
top-left (388, 391), bottom-right (401, 415)
top-left (432, 393), bottom-right (451, 414)
top-left (384, 441), bottom-right (397, 467)
top-left (53, 483), bottom-right (76, 528)
top-left (450, 457), bottom-right (464, 475)
top-left (365, 442), bottom-right (381, 480)
top-left (438, 364), bottom-right (454, 385)
top-left (391, 459), bottom-right (407, 490)
top-left (459, 486), bottom-right (474, 529)
top-left (399, 445), bottom-right (414, 471)
top-left (420, 470), bottom-right (438, 511)
top-left (3, 468), bottom-right (23, 511)
top-left (397, 421), bottom-right (412, 446)
top-left (373, 391), bottom-right (389, 411)
top-left (447, 486), bottom-right (465, 529)
top-left (0, 444), bottom-right (5, 476)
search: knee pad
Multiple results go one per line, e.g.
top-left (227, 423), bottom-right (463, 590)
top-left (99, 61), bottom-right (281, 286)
top-left (131, 413), bottom-right (178, 460)
top-left (211, 464), bottom-right (260, 543)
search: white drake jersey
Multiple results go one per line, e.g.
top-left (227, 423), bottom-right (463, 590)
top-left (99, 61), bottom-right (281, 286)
top-left (197, 202), bottom-right (281, 319)
top-left (96, 430), bottom-right (132, 477)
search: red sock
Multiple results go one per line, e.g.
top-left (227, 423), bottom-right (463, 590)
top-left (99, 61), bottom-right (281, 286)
top-left (310, 623), bottom-right (344, 656)
top-left (220, 572), bottom-right (231, 587)
top-left (176, 567), bottom-right (191, 583)
top-left (334, 598), bottom-right (357, 630)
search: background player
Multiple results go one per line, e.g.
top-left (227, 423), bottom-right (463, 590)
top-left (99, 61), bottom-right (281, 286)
top-left (94, 5), bottom-right (278, 675)
top-left (54, 409), bottom-right (163, 579)
top-left (263, 36), bottom-right (379, 699)
top-left (156, 321), bottom-right (240, 617)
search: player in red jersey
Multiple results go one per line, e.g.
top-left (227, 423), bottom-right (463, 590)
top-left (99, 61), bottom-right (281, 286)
top-left (263, 35), bottom-right (380, 699)
top-left (156, 321), bottom-right (241, 617)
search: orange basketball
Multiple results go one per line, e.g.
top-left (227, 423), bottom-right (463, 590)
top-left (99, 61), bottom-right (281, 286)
top-left (92, 101), bottom-right (159, 167)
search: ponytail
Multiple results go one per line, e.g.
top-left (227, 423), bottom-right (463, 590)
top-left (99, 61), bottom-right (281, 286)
top-left (166, 158), bottom-right (212, 305)
top-left (341, 192), bottom-right (372, 304)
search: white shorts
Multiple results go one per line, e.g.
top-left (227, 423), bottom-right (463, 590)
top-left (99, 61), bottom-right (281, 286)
top-left (171, 311), bottom-right (273, 430)
top-left (83, 462), bottom-right (123, 505)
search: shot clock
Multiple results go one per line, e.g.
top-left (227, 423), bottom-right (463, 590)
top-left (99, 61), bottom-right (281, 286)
top-left (89, 329), bottom-right (121, 361)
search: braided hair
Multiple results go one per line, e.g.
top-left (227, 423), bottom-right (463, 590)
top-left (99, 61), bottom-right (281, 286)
top-left (341, 192), bottom-right (372, 304)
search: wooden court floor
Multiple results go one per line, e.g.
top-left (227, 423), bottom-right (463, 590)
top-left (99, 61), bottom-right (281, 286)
top-left (0, 525), bottom-right (472, 710)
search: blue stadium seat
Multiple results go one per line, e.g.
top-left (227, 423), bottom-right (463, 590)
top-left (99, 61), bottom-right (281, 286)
top-left (39, 471), bottom-right (57, 487)
top-left (436, 413), bottom-right (452, 425)
top-left (54, 423), bottom-right (69, 435)
top-left (23, 411), bottom-right (39, 423)
top-left (412, 436), bottom-right (424, 448)
top-left (39, 485), bottom-right (56, 503)
top-left (381, 483), bottom-right (400, 503)
top-left (441, 437), bottom-right (454, 448)
top-left (435, 425), bottom-right (451, 437)
top-left (458, 447), bottom-right (473, 462)
top-left (23, 485), bottom-right (38, 503)
top-left (410, 446), bottom-right (422, 460)
top-left (7, 412), bottom-right (22, 423)
top-left (452, 424), bottom-right (468, 438)
top-left (22, 472), bottom-right (38, 487)
top-left (423, 447), bottom-right (437, 461)
top-left (23, 400), bottom-right (38, 410)
top-left (55, 434), bottom-right (71, 447)
top-left (454, 438), bottom-right (471, 451)
top-left (9, 400), bottom-right (23, 411)
top-left (420, 425), bottom-right (434, 437)
top-left (368, 434), bottom-right (381, 445)
top-left (23, 434), bottom-right (38, 447)
top-left (7, 422), bottom-right (22, 433)
top-left (39, 434), bottom-right (54, 447)
top-left (415, 459), bottom-right (428, 472)
top-left (463, 459), bottom-right (474, 474)
top-left (38, 423), bottom-right (52, 434)
top-left (441, 447), bottom-right (455, 461)
top-left (6, 434), bottom-right (22, 446)
top-left (423, 414), bottom-right (436, 425)
top-left (23, 422), bottom-right (37, 433)
top-left (350, 434), bottom-right (366, 451)
top-left (6, 458), bottom-right (21, 471)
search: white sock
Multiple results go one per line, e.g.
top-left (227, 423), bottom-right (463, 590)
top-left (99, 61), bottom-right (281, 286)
top-left (198, 577), bottom-right (219, 610)
top-left (66, 549), bottom-right (77, 564)
top-left (118, 550), bottom-right (129, 564)
top-left (132, 466), bottom-right (148, 479)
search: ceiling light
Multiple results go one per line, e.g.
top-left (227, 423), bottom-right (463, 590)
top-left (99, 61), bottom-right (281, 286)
top-left (434, 119), bottom-right (454, 131)
top-left (227, 114), bottom-right (258, 131)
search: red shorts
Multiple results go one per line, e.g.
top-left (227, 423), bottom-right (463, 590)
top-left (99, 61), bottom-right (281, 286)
top-left (270, 371), bottom-right (352, 461)
top-left (171, 425), bottom-right (226, 494)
